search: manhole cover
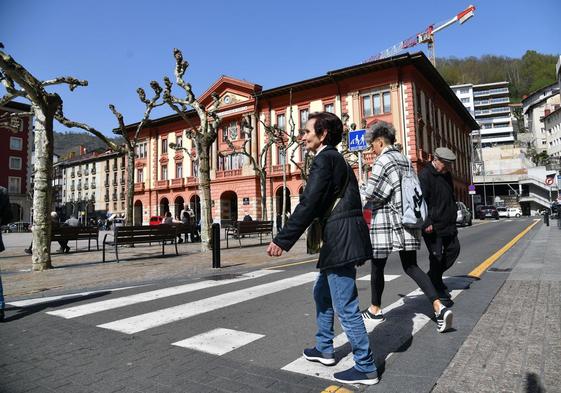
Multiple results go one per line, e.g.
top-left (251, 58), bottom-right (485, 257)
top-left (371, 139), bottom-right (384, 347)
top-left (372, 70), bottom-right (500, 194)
top-left (204, 273), bottom-right (242, 281)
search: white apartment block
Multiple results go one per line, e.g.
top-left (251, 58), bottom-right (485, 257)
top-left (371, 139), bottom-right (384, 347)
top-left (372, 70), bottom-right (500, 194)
top-left (545, 107), bottom-right (561, 158)
top-left (59, 149), bottom-right (126, 220)
top-left (451, 81), bottom-right (515, 146)
top-left (521, 82), bottom-right (560, 153)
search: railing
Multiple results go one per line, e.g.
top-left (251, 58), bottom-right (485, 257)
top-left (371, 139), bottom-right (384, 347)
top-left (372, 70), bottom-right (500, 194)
top-left (186, 176), bottom-right (198, 185)
top-left (84, 184), bottom-right (89, 190)
top-left (104, 195), bottom-right (109, 202)
top-left (77, 170), bottom-right (82, 177)
top-left (91, 168), bottom-right (96, 175)
top-left (473, 87), bottom-right (509, 97)
top-left (134, 182), bottom-right (145, 192)
top-left (91, 183), bottom-right (96, 189)
top-left (112, 180), bottom-right (118, 186)
top-left (120, 194), bottom-right (125, 200)
top-left (215, 169), bottom-right (242, 178)
top-left (120, 178), bottom-right (125, 185)
top-left (84, 169), bottom-right (89, 176)
top-left (105, 166), bottom-right (109, 173)
top-left (112, 194), bottom-right (117, 201)
top-left (71, 172), bottom-right (75, 178)
top-left (271, 164), bottom-right (290, 174)
top-left (70, 185), bottom-right (75, 191)
top-left (155, 180), bottom-right (169, 190)
top-left (170, 178), bottom-right (184, 188)
top-left (104, 180), bottom-right (109, 187)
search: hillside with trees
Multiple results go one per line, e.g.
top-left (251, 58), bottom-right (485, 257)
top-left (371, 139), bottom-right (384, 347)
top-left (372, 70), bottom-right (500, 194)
top-left (53, 131), bottom-right (123, 157)
top-left (436, 50), bottom-right (559, 102)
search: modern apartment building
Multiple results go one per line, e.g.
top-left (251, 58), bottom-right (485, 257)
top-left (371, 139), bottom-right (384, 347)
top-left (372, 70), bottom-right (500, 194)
top-left (57, 148), bottom-right (126, 220)
top-left (451, 81), bottom-right (514, 147)
top-left (0, 101), bottom-right (33, 221)
top-left (544, 107), bottom-right (561, 159)
top-left (125, 52), bottom-right (477, 225)
top-left (521, 82), bottom-right (560, 153)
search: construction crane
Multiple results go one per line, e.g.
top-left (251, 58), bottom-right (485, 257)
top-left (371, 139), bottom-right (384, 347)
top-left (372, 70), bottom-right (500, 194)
top-left (364, 5), bottom-right (476, 66)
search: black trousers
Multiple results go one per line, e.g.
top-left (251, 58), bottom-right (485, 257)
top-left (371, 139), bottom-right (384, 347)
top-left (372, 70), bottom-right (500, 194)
top-left (370, 250), bottom-right (438, 307)
top-left (423, 232), bottom-right (461, 291)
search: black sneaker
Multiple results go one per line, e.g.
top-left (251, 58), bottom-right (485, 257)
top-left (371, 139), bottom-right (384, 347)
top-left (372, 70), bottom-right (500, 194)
top-left (24, 248), bottom-right (32, 255)
top-left (436, 306), bottom-right (453, 333)
top-left (303, 347), bottom-right (336, 366)
top-left (439, 297), bottom-right (454, 308)
top-left (361, 308), bottom-right (385, 321)
top-left (333, 366), bottom-right (379, 385)
top-left (0, 309), bottom-right (4, 322)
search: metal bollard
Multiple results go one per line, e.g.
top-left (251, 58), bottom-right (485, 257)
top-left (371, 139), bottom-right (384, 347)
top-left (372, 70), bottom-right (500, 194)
top-left (212, 223), bottom-right (221, 268)
top-left (544, 211), bottom-right (550, 227)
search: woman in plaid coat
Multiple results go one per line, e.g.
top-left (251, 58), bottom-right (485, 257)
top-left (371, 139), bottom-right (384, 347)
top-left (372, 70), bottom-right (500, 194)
top-left (359, 121), bottom-right (453, 333)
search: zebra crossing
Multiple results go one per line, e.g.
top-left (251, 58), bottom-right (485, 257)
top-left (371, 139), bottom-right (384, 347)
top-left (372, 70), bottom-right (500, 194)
top-left (10, 267), bottom-right (468, 383)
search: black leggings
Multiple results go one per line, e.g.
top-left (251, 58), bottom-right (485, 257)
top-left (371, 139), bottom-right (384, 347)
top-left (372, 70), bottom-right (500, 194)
top-left (370, 250), bottom-right (438, 306)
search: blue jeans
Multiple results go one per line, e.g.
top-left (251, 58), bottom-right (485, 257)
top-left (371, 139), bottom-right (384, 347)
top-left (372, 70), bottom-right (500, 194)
top-left (313, 265), bottom-right (376, 373)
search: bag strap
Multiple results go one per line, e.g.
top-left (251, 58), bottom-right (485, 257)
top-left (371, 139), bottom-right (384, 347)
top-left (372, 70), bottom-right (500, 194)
top-left (320, 164), bottom-right (350, 221)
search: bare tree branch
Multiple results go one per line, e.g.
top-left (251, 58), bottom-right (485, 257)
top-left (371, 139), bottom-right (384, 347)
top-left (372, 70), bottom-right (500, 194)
top-left (41, 76), bottom-right (88, 91)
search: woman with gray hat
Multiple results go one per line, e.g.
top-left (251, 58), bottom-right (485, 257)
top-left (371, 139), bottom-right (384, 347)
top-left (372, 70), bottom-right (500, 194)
top-left (360, 121), bottom-right (453, 333)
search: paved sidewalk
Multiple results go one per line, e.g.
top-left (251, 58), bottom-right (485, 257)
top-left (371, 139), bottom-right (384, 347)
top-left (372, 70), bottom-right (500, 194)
top-left (0, 231), bottom-right (312, 300)
top-left (432, 220), bottom-right (561, 393)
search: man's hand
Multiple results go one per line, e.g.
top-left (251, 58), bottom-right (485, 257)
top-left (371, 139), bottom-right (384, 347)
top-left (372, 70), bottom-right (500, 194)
top-left (424, 224), bottom-right (433, 234)
top-left (267, 242), bottom-right (284, 257)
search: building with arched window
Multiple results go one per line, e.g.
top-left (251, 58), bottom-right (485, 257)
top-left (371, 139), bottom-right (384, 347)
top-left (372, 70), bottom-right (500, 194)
top-left (126, 52), bottom-right (478, 225)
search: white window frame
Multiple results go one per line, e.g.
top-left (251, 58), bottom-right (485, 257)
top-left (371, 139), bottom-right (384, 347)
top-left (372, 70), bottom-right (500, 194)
top-left (9, 156), bottom-right (22, 170)
top-left (10, 137), bottom-right (23, 151)
top-left (8, 176), bottom-right (21, 193)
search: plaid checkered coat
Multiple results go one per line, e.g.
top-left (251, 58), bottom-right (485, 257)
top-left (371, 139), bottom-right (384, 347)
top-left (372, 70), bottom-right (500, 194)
top-left (360, 146), bottom-right (421, 258)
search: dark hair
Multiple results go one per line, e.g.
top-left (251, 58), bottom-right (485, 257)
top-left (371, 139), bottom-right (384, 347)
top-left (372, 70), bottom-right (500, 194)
top-left (308, 111), bottom-right (343, 146)
top-left (365, 120), bottom-right (396, 145)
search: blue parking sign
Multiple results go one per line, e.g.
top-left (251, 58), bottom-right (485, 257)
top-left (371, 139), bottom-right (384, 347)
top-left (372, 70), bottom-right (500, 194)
top-left (348, 129), bottom-right (367, 151)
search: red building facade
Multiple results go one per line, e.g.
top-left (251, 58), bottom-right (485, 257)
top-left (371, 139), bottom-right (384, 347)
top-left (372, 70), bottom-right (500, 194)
top-left (0, 101), bottom-right (33, 221)
top-left (127, 53), bottom-right (478, 225)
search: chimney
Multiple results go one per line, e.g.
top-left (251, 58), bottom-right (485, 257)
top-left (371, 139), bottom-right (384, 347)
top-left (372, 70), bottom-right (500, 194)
top-left (79, 145), bottom-right (87, 155)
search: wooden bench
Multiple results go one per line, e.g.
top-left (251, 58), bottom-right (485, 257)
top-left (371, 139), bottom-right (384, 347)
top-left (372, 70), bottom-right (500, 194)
top-left (51, 226), bottom-right (99, 252)
top-left (169, 223), bottom-right (199, 242)
top-left (102, 225), bottom-right (179, 263)
top-left (225, 221), bottom-right (273, 248)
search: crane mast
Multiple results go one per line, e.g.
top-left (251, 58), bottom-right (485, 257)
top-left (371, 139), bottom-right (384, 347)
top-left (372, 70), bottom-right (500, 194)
top-left (364, 5), bottom-right (475, 65)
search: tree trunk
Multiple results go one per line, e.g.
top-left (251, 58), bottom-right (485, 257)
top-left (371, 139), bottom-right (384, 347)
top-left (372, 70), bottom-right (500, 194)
top-left (31, 104), bottom-right (54, 271)
top-left (126, 150), bottom-right (135, 225)
top-left (281, 150), bottom-right (287, 228)
top-left (259, 173), bottom-right (267, 221)
top-left (198, 140), bottom-right (212, 252)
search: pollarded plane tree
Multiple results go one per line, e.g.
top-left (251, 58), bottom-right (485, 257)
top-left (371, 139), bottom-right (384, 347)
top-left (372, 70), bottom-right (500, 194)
top-left (162, 48), bottom-right (220, 253)
top-left (0, 44), bottom-right (161, 270)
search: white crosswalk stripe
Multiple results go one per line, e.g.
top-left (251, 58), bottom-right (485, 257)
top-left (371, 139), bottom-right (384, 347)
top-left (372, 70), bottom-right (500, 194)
top-left (172, 328), bottom-right (265, 355)
top-left (46, 269), bottom-right (280, 319)
top-left (357, 274), bottom-right (399, 282)
top-left (97, 272), bottom-right (318, 334)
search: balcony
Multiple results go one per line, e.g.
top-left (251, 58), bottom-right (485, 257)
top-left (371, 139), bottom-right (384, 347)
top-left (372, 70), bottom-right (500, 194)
top-left (120, 194), bottom-right (125, 200)
top-left (71, 172), bottom-right (75, 178)
top-left (77, 170), bottom-right (82, 177)
top-left (473, 87), bottom-right (509, 97)
top-left (84, 184), bottom-right (89, 190)
top-left (91, 168), bottom-right (96, 175)
top-left (120, 178), bottom-right (125, 185)
top-left (112, 165), bottom-right (117, 171)
top-left (154, 180), bottom-right (169, 190)
top-left (70, 185), bottom-right (75, 191)
top-left (91, 183), bottom-right (96, 189)
top-left (121, 163), bottom-right (126, 169)
top-left (112, 180), bottom-right (118, 186)
top-left (84, 169), bottom-right (89, 176)
top-left (474, 97), bottom-right (510, 107)
top-left (104, 195), bottom-right (109, 202)
top-left (170, 178), bottom-right (184, 189)
top-left (112, 194), bottom-right (117, 201)
top-left (104, 180), bottom-right (109, 188)
top-left (216, 169), bottom-right (242, 178)
top-left (271, 164), bottom-right (290, 174)
top-left (105, 166), bottom-right (109, 173)
top-left (134, 182), bottom-right (145, 192)
top-left (186, 176), bottom-right (198, 185)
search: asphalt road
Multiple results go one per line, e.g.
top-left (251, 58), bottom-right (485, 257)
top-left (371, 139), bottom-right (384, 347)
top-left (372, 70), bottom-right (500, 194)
top-left (0, 218), bottom-right (538, 393)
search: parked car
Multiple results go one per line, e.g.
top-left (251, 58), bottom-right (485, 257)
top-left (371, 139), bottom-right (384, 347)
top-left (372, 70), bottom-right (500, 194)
top-left (7, 221), bottom-right (32, 232)
top-left (497, 207), bottom-right (508, 218)
top-left (476, 205), bottom-right (499, 220)
top-left (149, 216), bottom-right (163, 226)
top-left (506, 207), bottom-right (522, 218)
top-left (456, 201), bottom-right (472, 226)
top-left (112, 217), bottom-right (125, 229)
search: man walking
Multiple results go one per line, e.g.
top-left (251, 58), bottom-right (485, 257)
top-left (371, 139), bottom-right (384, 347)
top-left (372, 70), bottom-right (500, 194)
top-left (0, 186), bottom-right (13, 322)
top-left (419, 147), bottom-right (461, 307)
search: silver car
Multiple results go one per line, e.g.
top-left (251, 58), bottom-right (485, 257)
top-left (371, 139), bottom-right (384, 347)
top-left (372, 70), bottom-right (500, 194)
top-left (456, 202), bottom-right (472, 226)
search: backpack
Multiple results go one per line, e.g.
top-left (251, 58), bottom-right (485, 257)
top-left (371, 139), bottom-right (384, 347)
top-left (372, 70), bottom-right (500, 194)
top-left (389, 154), bottom-right (427, 228)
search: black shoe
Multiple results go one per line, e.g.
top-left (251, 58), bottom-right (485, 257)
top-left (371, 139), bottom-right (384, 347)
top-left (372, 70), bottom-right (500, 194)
top-left (303, 347), bottom-right (336, 366)
top-left (64, 246), bottom-right (70, 253)
top-left (333, 366), bottom-right (379, 385)
top-left (178, 238), bottom-right (183, 244)
top-left (436, 306), bottom-right (453, 333)
top-left (24, 248), bottom-right (32, 255)
top-left (361, 308), bottom-right (385, 321)
top-left (0, 309), bottom-right (4, 322)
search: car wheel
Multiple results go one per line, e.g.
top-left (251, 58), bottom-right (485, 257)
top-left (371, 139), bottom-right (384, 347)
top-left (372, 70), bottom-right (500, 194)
top-left (516, 214), bottom-right (521, 218)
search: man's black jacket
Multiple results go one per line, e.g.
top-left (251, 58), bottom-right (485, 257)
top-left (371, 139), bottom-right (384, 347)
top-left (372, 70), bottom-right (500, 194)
top-left (273, 146), bottom-right (373, 271)
top-left (418, 163), bottom-right (457, 236)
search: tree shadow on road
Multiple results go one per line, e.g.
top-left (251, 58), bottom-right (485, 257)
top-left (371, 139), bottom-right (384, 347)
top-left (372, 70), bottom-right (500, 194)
top-left (3, 291), bottom-right (115, 322)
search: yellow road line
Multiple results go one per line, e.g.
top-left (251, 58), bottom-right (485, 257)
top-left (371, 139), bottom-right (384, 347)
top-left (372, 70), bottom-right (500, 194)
top-left (468, 219), bottom-right (540, 278)
top-left (267, 258), bottom-right (317, 269)
top-left (321, 386), bottom-right (353, 393)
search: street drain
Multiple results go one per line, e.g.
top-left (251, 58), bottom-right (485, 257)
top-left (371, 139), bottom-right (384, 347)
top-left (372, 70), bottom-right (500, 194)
top-left (488, 267), bottom-right (512, 272)
top-left (204, 273), bottom-right (242, 281)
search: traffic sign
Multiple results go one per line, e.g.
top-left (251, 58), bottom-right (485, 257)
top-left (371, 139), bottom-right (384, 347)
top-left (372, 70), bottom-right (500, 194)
top-left (469, 190), bottom-right (476, 195)
top-left (468, 184), bottom-right (475, 192)
top-left (348, 129), bottom-right (367, 151)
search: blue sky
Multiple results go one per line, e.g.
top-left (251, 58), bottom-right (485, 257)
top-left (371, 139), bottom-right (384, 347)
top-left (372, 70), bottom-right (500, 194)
top-left (1, 0), bottom-right (559, 136)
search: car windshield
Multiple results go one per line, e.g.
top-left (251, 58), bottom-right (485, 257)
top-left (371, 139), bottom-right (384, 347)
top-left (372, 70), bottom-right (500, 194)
top-left (497, 207), bottom-right (506, 211)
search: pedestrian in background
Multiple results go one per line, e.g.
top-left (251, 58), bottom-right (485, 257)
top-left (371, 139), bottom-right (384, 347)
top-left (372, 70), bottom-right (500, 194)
top-left (267, 112), bottom-right (379, 385)
top-left (0, 186), bottom-right (13, 322)
top-left (359, 121), bottom-right (453, 333)
top-left (419, 147), bottom-right (461, 308)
